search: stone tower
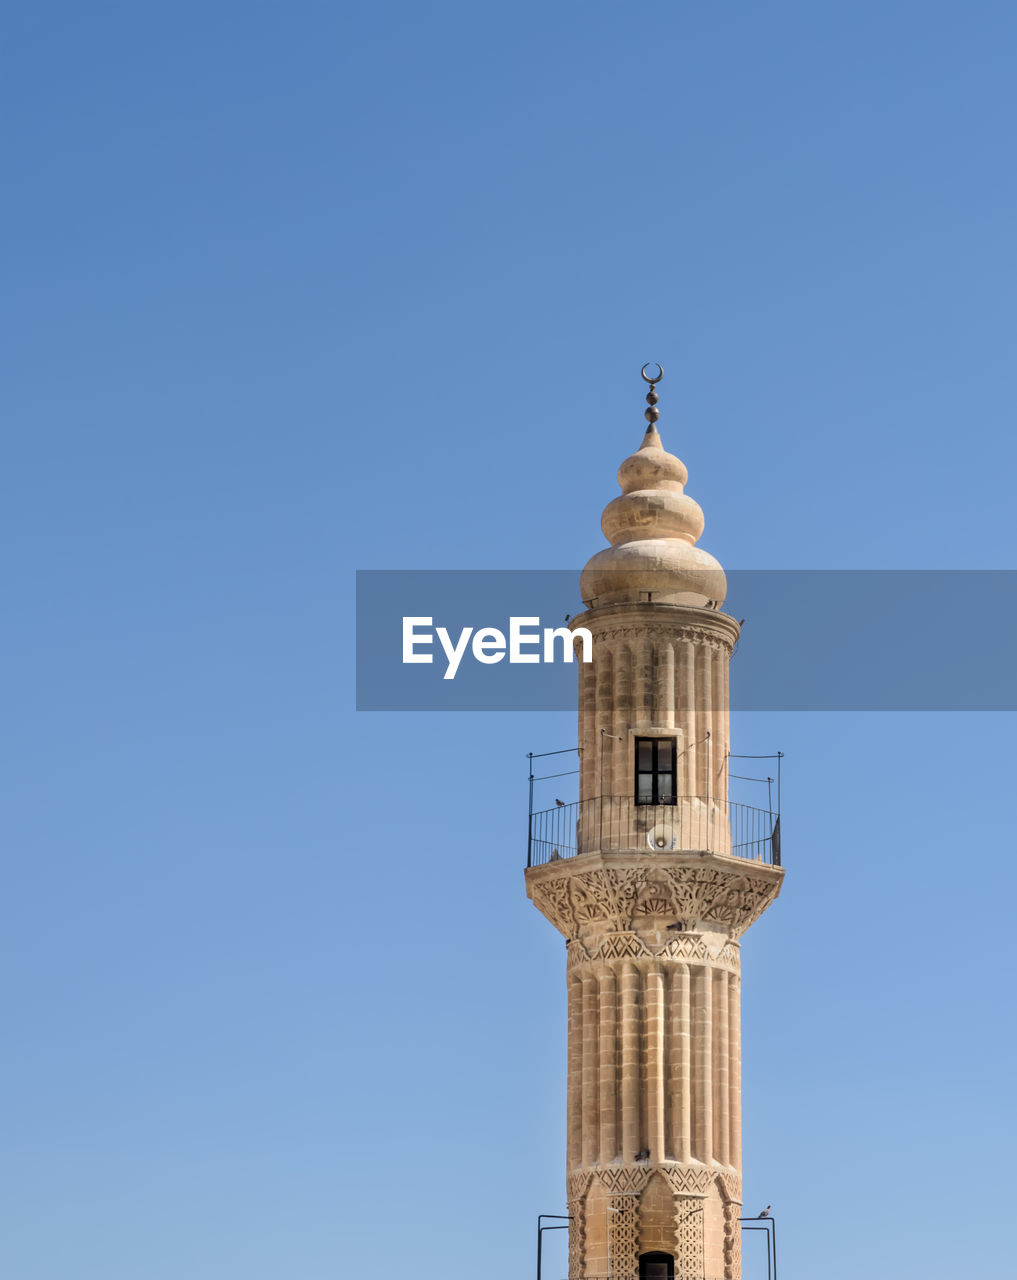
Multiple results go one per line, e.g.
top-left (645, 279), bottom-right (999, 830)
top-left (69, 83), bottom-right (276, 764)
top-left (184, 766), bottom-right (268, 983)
top-left (525, 371), bottom-right (784, 1280)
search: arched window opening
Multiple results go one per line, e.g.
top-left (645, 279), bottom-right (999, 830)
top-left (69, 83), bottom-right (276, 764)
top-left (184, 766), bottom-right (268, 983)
top-left (639, 1250), bottom-right (674, 1280)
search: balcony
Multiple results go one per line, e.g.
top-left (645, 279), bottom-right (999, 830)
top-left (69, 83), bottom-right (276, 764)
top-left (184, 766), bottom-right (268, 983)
top-left (526, 794), bottom-right (781, 869)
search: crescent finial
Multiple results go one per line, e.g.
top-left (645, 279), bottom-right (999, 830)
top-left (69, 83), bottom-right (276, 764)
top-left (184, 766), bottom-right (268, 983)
top-left (641, 363), bottom-right (663, 429)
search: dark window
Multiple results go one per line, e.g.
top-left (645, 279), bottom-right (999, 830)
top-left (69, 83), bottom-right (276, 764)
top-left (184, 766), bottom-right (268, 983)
top-left (639, 1252), bottom-right (674, 1280)
top-left (635, 737), bottom-right (676, 805)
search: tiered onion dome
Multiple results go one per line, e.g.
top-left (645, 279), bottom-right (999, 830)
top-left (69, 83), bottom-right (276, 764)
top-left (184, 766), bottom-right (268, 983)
top-left (580, 371), bottom-right (726, 609)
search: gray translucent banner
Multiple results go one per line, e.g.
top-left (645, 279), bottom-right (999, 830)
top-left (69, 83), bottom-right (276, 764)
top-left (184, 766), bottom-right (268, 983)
top-left (356, 570), bottom-right (1017, 711)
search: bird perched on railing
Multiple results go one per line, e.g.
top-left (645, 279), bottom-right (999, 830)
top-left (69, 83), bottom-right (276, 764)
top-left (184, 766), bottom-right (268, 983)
top-left (555, 798), bottom-right (565, 807)
top-left (757, 1205), bottom-right (771, 1218)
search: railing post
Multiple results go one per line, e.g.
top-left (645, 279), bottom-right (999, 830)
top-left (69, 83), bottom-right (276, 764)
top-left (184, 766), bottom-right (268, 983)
top-left (739, 1217), bottom-right (775, 1280)
top-left (536, 1214), bottom-right (571, 1280)
top-left (527, 753), bottom-right (534, 868)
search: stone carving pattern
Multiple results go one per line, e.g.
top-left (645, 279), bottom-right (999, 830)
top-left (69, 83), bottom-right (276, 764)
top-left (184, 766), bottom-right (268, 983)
top-left (715, 1171), bottom-right (742, 1204)
top-left (570, 867), bottom-right (645, 931)
top-left (532, 864), bottom-right (778, 940)
top-left (716, 942), bottom-right (741, 970)
top-left (565, 931), bottom-right (742, 973)
top-left (593, 623), bottom-right (735, 657)
top-left (596, 1165), bottom-right (651, 1195)
top-left (564, 1168), bottom-right (741, 1276)
top-left (631, 880), bottom-right (680, 921)
top-left (661, 1166), bottom-right (713, 1196)
top-left (722, 1201), bottom-right (741, 1279)
top-left (566, 1170), bottom-right (594, 1202)
top-left (657, 934), bottom-right (708, 961)
top-left (566, 1172), bottom-right (592, 1280)
top-left (662, 866), bottom-right (778, 939)
top-left (675, 1196), bottom-right (705, 1279)
top-left (597, 932), bottom-right (647, 961)
top-left (566, 940), bottom-right (591, 970)
top-left (531, 876), bottom-right (575, 936)
top-left (659, 870), bottom-right (702, 922)
top-left (608, 1195), bottom-right (639, 1280)
top-left (664, 934), bottom-right (720, 964)
top-left (567, 1199), bottom-right (585, 1279)
top-left (635, 879), bottom-right (676, 914)
top-left (716, 1173), bottom-right (742, 1280)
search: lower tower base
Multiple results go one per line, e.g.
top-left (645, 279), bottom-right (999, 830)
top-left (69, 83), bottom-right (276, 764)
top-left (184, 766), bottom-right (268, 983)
top-left (568, 1166), bottom-right (742, 1280)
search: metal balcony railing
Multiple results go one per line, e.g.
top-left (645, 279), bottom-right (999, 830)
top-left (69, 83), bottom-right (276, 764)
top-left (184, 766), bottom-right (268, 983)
top-left (527, 795), bottom-right (781, 869)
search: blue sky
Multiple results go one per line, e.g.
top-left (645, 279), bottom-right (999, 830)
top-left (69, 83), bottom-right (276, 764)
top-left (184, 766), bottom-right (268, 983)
top-left (2, 3), bottom-right (1016, 1278)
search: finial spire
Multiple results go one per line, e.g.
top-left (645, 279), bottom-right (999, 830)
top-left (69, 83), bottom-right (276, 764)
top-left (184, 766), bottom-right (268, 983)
top-left (640, 362), bottom-right (663, 445)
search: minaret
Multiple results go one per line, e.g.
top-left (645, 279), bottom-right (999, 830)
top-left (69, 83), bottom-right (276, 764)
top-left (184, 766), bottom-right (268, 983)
top-left (525, 367), bottom-right (784, 1280)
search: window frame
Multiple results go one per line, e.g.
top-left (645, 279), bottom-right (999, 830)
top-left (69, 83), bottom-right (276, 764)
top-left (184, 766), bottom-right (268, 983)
top-left (634, 736), bottom-right (677, 806)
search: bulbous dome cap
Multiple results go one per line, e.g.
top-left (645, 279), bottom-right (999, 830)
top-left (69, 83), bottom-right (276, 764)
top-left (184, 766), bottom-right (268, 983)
top-left (618, 425), bottom-right (688, 492)
top-left (580, 422), bottom-right (726, 609)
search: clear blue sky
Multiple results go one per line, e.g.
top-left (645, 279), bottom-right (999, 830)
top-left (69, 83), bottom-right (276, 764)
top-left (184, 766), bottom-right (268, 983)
top-left (3, 4), bottom-right (1015, 1278)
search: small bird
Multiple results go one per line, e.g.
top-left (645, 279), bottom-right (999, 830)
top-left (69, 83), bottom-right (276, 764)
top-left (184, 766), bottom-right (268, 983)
top-left (738, 619), bottom-right (746, 627)
top-left (564, 613), bottom-right (571, 622)
top-left (758, 1206), bottom-right (771, 1219)
top-left (635, 1149), bottom-right (650, 1162)
top-left (555, 798), bottom-right (565, 807)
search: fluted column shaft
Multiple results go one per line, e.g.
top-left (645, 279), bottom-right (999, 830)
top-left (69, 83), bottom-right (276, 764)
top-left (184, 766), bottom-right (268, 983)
top-left (619, 961), bottom-right (640, 1161)
top-left (694, 963), bottom-right (714, 1165)
top-left (598, 968), bottom-right (617, 1165)
top-left (729, 971), bottom-right (742, 1170)
top-left (567, 973), bottom-right (582, 1169)
top-left (581, 974), bottom-right (599, 1166)
top-left (716, 969), bottom-right (730, 1166)
top-left (566, 952), bottom-right (741, 1173)
top-left (646, 964), bottom-right (666, 1161)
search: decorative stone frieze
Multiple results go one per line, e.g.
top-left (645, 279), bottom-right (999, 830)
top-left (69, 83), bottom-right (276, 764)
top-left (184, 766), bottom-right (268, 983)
top-left (566, 932), bottom-right (742, 972)
top-left (528, 854), bottom-right (782, 940)
top-left (588, 621), bottom-right (737, 655)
